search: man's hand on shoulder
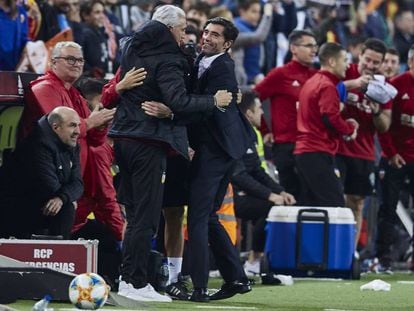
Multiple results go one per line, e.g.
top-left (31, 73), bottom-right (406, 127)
top-left (116, 67), bottom-right (147, 94)
top-left (214, 90), bottom-right (232, 109)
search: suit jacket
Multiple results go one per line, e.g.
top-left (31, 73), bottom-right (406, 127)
top-left (190, 53), bottom-right (255, 159)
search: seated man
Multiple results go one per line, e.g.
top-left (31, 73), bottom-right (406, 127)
top-left (231, 91), bottom-right (295, 276)
top-left (0, 107), bottom-right (83, 239)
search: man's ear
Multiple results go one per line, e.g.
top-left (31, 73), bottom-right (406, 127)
top-left (224, 40), bottom-right (232, 50)
top-left (245, 109), bottom-right (253, 121)
top-left (328, 56), bottom-right (337, 69)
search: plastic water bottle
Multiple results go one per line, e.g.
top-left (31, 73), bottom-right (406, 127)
top-left (32, 295), bottom-right (52, 311)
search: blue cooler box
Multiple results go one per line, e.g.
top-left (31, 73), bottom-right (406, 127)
top-left (264, 206), bottom-right (356, 278)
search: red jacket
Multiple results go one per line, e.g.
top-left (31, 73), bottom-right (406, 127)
top-left (254, 60), bottom-right (316, 143)
top-left (338, 64), bottom-right (392, 161)
top-left (379, 71), bottom-right (414, 163)
top-left (73, 142), bottom-right (125, 240)
top-left (101, 68), bottom-right (121, 108)
top-left (20, 70), bottom-right (107, 193)
top-left (295, 70), bottom-right (354, 156)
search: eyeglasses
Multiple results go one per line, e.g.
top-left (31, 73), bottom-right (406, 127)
top-left (54, 56), bottom-right (85, 66)
top-left (295, 43), bottom-right (319, 49)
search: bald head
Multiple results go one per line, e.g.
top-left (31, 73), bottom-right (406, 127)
top-left (48, 107), bottom-right (81, 147)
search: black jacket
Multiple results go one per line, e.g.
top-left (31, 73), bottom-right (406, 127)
top-left (231, 139), bottom-right (284, 200)
top-left (109, 20), bottom-right (216, 158)
top-left (0, 116), bottom-right (83, 236)
top-left (190, 53), bottom-right (255, 159)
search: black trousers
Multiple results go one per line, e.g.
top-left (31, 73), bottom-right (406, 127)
top-left (295, 152), bottom-right (345, 207)
top-left (273, 143), bottom-right (301, 200)
top-left (187, 142), bottom-right (246, 288)
top-left (114, 140), bottom-right (166, 288)
top-left (41, 203), bottom-right (75, 239)
top-left (234, 194), bottom-right (273, 252)
top-left (377, 161), bottom-right (414, 263)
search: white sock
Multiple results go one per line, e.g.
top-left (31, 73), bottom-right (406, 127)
top-left (167, 257), bottom-right (182, 284)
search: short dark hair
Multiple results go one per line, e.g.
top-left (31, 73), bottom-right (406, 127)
top-left (318, 42), bottom-right (345, 66)
top-left (288, 30), bottom-right (316, 46)
top-left (204, 17), bottom-right (239, 43)
top-left (239, 91), bottom-right (259, 114)
top-left (361, 38), bottom-right (387, 58)
top-left (188, 2), bottom-right (211, 17)
top-left (75, 77), bottom-right (105, 100)
top-left (185, 24), bottom-right (200, 43)
top-left (386, 47), bottom-right (399, 57)
top-left (238, 0), bottom-right (260, 11)
top-left (80, 0), bottom-right (105, 21)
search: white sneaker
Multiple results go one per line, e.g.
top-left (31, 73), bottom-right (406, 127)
top-left (120, 282), bottom-right (172, 302)
top-left (244, 260), bottom-right (260, 276)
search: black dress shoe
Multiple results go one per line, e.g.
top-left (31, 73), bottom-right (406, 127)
top-left (190, 288), bottom-right (210, 302)
top-left (209, 280), bottom-right (252, 301)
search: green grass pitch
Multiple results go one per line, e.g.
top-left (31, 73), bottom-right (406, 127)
top-left (7, 273), bottom-right (414, 311)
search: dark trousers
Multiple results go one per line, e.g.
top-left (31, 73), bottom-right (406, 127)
top-left (41, 203), bottom-right (75, 239)
top-left (234, 194), bottom-right (273, 253)
top-left (188, 143), bottom-right (246, 288)
top-left (295, 152), bottom-right (345, 207)
top-left (377, 162), bottom-right (414, 263)
top-left (273, 143), bottom-right (300, 200)
top-left (0, 200), bottom-right (74, 239)
top-left (114, 140), bottom-right (166, 288)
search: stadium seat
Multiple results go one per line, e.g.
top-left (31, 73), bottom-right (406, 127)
top-left (0, 106), bottom-right (24, 152)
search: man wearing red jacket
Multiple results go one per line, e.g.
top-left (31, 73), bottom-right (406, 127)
top-left (254, 30), bottom-right (317, 199)
top-left (20, 41), bottom-right (115, 183)
top-left (294, 43), bottom-right (358, 206)
top-left (337, 39), bottom-right (391, 244)
top-left (376, 45), bottom-right (414, 271)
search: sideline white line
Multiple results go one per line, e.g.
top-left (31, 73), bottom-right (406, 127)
top-left (196, 306), bottom-right (257, 310)
top-left (397, 281), bottom-right (414, 284)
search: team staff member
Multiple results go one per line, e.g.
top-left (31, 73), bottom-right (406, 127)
top-left (254, 30), bottom-right (317, 199)
top-left (381, 48), bottom-right (400, 80)
top-left (0, 107), bottom-right (83, 239)
top-left (232, 91), bottom-right (295, 276)
top-left (338, 39), bottom-right (391, 244)
top-left (294, 43), bottom-right (358, 206)
top-left (376, 45), bottom-right (414, 271)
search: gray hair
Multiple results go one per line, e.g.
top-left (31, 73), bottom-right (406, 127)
top-left (51, 41), bottom-right (83, 59)
top-left (152, 5), bottom-right (186, 28)
top-left (47, 106), bottom-right (77, 126)
top-left (48, 110), bottom-right (64, 126)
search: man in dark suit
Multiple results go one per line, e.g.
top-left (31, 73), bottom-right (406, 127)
top-left (187, 17), bottom-right (255, 302)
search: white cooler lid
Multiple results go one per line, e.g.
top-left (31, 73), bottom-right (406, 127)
top-left (267, 206), bottom-right (355, 224)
